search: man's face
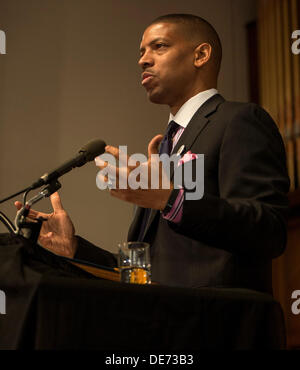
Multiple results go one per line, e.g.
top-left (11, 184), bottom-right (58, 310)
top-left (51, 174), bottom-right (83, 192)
top-left (139, 22), bottom-right (198, 108)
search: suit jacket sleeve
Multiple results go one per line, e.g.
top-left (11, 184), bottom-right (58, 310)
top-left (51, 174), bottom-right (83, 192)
top-left (74, 235), bottom-right (117, 267)
top-left (169, 103), bottom-right (290, 259)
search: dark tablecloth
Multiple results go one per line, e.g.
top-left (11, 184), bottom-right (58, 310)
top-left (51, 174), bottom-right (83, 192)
top-left (0, 233), bottom-right (286, 350)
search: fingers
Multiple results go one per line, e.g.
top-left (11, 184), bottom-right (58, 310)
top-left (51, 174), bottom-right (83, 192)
top-left (148, 135), bottom-right (164, 157)
top-left (95, 157), bottom-right (108, 170)
top-left (105, 163), bottom-right (119, 176)
top-left (96, 145), bottom-right (129, 174)
top-left (97, 166), bottom-right (131, 190)
top-left (50, 192), bottom-right (64, 212)
top-left (105, 145), bottom-right (120, 158)
top-left (15, 192), bottom-right (64, 216)
top-left (96, 172), bottom-right (111, 190)
top-left (14, 201), bottom-right (23, 211)
top-left (14, 201), bottom-right (41, 219)
top-left (105, 145), bottom-right (130, 168)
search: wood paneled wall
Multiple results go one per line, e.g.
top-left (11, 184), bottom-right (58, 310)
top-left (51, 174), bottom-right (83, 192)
top-left (258, 0), bottom-right (300, 188)
top-left (257, 0), bottom-right (300, 349)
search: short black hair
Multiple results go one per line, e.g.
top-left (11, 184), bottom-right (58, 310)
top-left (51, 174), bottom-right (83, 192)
top-left (149, 14), bottom-right (222, 75)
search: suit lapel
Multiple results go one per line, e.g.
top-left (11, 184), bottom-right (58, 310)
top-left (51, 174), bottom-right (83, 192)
top-left (169, 115), bottom-right (208, 179)
top-left (171, 94), bottom-right (225, 175)
top-left (129, 94), bottom-right (225, 242)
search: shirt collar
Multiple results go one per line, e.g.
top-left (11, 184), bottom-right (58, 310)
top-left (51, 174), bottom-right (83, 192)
top-left (168, 88), bottom-right (218, 128)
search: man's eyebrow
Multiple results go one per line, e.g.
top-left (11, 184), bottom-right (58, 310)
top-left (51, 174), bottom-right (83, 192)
top-left (139, 38), bottom-right (169, 52)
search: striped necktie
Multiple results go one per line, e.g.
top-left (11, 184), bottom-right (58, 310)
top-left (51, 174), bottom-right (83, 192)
top-left (159, 120), bottom-right (181, 155)
top-left (137, 120), bottom-right (180, 241)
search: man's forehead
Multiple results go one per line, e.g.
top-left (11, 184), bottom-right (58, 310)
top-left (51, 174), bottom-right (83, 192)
top-left (140, 22), bottom-right (182, 46)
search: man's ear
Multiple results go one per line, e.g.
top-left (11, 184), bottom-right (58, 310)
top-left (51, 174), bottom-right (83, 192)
top-left (194, 43), bottom-right (212, 68)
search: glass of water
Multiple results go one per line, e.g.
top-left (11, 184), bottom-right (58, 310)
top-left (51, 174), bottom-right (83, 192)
top-left (118, 242), bottom-right (151, 284)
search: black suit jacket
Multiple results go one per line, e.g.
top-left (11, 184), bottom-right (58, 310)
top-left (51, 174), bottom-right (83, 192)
top-left (76, 94), bottom-right (290, 294)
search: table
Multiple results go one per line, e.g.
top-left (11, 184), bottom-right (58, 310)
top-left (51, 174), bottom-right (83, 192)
top-left (0, 233), bottom-right (286, 350)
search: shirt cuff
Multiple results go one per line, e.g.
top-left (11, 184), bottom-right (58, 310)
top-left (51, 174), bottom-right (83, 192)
top-left (162, 188), bottom-right (184, 223)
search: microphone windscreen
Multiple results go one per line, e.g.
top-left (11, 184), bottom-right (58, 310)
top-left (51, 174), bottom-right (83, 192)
top-left (79, 139), bottom-right (107, 161)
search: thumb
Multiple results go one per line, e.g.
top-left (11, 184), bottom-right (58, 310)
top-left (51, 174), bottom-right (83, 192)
top-left (148, 134), bottom-right (163, 157)
top-left (50, 192), bottom-right (64, 212)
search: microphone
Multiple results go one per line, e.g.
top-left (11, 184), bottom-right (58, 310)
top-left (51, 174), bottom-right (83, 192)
top-left (30, 138), bottom-right (106, 190)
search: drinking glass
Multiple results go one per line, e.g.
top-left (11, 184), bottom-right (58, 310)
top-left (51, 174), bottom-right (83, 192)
top-left (118, 242), bottom-right (151, 284)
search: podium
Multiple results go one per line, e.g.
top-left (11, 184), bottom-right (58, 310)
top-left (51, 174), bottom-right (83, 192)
top-left (0, 233), bottom-right (286, 350)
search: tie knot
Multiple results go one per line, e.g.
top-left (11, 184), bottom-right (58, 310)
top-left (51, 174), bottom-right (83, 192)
top-left (167, 120), bottom-right (180, 140)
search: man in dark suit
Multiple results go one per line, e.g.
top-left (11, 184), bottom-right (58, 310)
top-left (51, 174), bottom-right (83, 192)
top-left (16, 14), bottom-right (290, 294)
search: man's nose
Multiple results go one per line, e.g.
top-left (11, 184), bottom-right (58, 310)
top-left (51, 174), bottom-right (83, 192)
top-left (138, 52), bottom-right (154, 69)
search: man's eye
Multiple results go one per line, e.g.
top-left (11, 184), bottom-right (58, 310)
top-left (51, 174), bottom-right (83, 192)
top-left (156, 43), bottom-right (166, 49)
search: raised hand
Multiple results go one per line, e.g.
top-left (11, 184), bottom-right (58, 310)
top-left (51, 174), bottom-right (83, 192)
top-left (96, 135), bottom-right (173, 210)
top-left (14, 192), bottom-right (78, 258)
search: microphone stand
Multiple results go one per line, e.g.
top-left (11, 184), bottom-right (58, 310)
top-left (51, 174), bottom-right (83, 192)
top-left (0, 180), bottom-right (61, 245)
top-left (0, 211), bottom-right (16, 233)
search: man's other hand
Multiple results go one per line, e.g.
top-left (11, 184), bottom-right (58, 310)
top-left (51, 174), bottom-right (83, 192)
top-left (96, 135), bottom-right (173, 210)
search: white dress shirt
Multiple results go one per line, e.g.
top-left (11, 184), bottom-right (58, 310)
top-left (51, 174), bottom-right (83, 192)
top-left (168, 88), bottom-right (218, 128)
